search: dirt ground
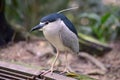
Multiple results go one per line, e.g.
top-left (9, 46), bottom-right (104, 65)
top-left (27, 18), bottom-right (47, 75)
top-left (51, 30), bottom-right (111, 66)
top-left (0, 39), bottom-right (120, 80)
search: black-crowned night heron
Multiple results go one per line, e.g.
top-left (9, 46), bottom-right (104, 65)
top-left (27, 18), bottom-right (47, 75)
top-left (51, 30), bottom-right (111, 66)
top-left (31, 13), bottom-right (79, 74)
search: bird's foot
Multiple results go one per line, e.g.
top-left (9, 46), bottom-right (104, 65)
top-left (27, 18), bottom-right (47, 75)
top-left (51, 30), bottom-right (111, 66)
top-left (38, 67), bottom-right (54, 77)
top-left (60, 66), bottom-right (74, 74)
top-left (60, 68), bottom-right (70, 74)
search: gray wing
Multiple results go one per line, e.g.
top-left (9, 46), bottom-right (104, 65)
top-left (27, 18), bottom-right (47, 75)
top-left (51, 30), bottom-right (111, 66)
top-left (60, 28), bottom-right (79, 54)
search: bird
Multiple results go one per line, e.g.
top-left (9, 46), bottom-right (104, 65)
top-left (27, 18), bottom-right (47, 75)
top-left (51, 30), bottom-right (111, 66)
top-left (31, 13), bottom-right (79, 74)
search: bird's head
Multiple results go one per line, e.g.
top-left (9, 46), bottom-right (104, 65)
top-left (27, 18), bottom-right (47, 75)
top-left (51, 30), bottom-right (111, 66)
top-left (30, 13), bottom-right (78, 36)
top-left (30, 13), bottom-right (61, 32)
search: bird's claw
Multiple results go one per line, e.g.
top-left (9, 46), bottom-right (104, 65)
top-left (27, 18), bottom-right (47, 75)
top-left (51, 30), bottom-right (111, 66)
top-left (60, 68), bottom-right (71, 74)
top-left (38, 68), bottom-right (54, 78)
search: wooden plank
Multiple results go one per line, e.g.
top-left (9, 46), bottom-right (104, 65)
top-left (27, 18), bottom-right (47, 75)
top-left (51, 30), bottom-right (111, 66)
top-left (0, 61), bottom-right (76, 80)
top-left (0, 61), bottom-right (40, 75)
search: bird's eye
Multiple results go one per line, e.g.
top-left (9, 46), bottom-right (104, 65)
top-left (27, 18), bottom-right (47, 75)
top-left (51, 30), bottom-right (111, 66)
top-left (45, 21), bottom-right (49, 24)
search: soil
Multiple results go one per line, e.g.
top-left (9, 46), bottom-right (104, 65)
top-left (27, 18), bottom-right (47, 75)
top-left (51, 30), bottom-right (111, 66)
top-left (0, 39), bottom-right (120, 80)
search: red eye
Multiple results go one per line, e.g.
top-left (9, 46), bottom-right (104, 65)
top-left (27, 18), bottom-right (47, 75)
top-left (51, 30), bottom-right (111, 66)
top-left (46, 21), bottom-right (49, 24)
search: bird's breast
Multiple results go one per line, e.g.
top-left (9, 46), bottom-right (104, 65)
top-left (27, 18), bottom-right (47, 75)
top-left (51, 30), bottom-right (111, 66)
top-left (44, 30), bottom-right (67, 51)
top-left (43, 24), bottom-right (67, 51)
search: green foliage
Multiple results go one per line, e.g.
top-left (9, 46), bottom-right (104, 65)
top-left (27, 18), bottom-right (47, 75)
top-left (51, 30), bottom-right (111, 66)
top-left (5, 0), bottom-right (120, 41)
top-left (78, 33), bottom-right (112, 55)
top-left (66, 72), bottom-right (97, 80)
top-left (78, 12), bottom-right (119, 42)
top-left (5, 0), bottom-right (69, 31)
top-left (78, 33), bottom-right (106, 45)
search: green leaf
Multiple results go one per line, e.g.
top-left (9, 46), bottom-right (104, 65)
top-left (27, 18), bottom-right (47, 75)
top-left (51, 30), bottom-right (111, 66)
top-left (101, 13), bottom-right (111, 24)
top-left (78, 33), bottom-right (107, 45)
top-left (66, 72), bottom-right (97, 80)
top-left (79, 13), bottom-right (100, 22)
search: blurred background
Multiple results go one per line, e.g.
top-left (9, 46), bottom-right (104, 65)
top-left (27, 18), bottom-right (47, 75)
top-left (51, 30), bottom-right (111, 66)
top-left (4, 0), bottom-right (120, 42)
top-left (0, 0), bottom-right (120, 80)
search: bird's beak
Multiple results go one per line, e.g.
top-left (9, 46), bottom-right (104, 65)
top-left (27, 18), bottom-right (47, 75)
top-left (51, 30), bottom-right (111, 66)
top-left (30, 23), bottom-right (45, 32)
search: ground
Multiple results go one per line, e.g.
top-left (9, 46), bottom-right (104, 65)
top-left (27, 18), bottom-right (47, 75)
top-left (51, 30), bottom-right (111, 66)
top-left (0, 39), bottom-right (120, 80)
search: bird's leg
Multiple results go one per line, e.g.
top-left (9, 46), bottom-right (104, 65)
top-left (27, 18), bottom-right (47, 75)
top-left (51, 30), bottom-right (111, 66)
top-left (40, 50), bottom-right (59, 75)
top-left (50, 49), bottom-right (59, 73)
top-left (64, 52), bottom-right (69, 72)
top-left (62, 52), bottom-right (69, 73)
top-left (61, 52), bottom-right (73, 74)
top-left (60, 52), bottom-right (69, 73)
